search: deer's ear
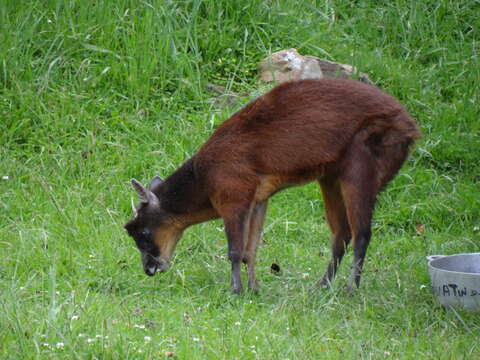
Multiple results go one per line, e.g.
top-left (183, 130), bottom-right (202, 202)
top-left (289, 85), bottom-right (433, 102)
top-left (131, 178), bottom-right (159, 206)
top-left (148, 175), bottom-right (164, 191)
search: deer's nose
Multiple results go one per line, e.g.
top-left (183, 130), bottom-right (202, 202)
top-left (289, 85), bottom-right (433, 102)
top-left (145, 265), bottom-right (157, 276)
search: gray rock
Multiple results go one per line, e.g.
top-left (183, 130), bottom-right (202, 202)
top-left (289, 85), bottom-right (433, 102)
top-left (259, 48), bottom-right (371, 84)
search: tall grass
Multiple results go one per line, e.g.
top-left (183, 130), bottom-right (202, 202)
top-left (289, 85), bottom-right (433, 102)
top-left (1, 0), bottom-right (479, 359)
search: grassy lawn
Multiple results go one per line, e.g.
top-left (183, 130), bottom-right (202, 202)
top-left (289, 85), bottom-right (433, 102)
top-left (1, 0), bottom-right (479, 358)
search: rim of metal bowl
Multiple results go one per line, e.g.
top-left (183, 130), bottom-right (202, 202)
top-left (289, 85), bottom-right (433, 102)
top-left (428, 252), bottom-right (480, 276)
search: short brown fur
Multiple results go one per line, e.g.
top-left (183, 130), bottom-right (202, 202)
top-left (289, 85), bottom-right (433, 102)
top-left (125, 78), bottom-right (420, 293)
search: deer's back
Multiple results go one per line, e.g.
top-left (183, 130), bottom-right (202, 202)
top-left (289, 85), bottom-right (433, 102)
top-left (196, 79), bottom-right (418, 178)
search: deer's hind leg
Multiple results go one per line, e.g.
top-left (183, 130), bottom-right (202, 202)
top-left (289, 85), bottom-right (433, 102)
top-left (338, 139), bottom-right (380, 291)
top-left (243, 201), bottom-right (267, 292)
top-left (318, 179), bottom-right (351, 287)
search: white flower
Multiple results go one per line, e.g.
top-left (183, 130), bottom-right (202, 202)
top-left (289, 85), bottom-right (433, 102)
top-left (302, 273), bottom-right (310, 279)
top-left (144, 336), bottom-right (151, 343)
top-left (41, 343), bottom-right (50, 347)
top-left (71, 315), bottom-right (79, 321)
top-left (420, 285), bottom-right (427, 289)
top-left (134, 324), bottom-right (146, 329)
top-left (2, 176), bottom-right (9, 180)
top-left (192, 337), bottom-right (200, 342)
top-left (78, 333), bottom-right (85, 338)
top-left (234, 321), bottom-right (241, 326)
top-left (56, 342), bottom-right (65, 349)
top-left (87, 338), bottom-right (95, 343)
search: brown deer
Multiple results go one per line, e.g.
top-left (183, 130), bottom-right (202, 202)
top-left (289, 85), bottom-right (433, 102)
top-left (124, 79), bottom-right (420, 293)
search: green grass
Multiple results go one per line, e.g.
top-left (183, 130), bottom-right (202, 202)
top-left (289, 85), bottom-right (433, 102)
top-left (1, 0), bottom-right (479, 358)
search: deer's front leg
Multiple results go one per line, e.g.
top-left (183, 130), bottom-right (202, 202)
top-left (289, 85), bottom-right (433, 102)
top-left (223, 206), bottom-right (253, 294)
top-left (244, 201), bottom-right (267, 292)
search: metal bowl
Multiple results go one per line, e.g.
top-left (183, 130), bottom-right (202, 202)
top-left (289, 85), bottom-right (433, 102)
top-left (427, 253), bottom-right (480, 311)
